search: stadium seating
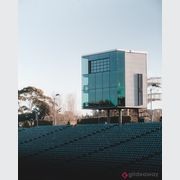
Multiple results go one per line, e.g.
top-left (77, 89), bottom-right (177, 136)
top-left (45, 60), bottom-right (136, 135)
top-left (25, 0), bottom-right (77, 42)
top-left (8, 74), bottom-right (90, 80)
top-left (19, 122), bottom-right (162, 180)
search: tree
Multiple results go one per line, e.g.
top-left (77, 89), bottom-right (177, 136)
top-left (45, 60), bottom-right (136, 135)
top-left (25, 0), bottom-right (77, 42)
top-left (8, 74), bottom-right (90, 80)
top-left (66, 94), bottom-right (76, 114)
top-left (61, 94), bottom-right (77, 125)
top-left (18, 86), bottom-right (53, 122)
top-left (33, 99), bottom-right (51, 120)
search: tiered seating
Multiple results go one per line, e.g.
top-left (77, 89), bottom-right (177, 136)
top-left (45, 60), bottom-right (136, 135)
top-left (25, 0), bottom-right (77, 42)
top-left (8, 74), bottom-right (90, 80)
top-left (81, 128), bottom-right (161, 169)
top-left (19, 125), bottom-right (69, 156)
top-left (19, 124), bottom-right (116, 158)
top-left (64, 123), bottom-right (161, 170)
top-left (19, 123), bottom-right (162, 180)
top-left (19, 125), bottom-right (65, 142)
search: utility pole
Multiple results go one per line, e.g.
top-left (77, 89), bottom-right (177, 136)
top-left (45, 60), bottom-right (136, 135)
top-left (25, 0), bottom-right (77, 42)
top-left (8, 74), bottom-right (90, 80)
top-left (35, 111), bottom-right (38, 127)
top-left (53, 97), bottom-right (55, 125)
top-left (34, 109), bottom-right (39, 127)
top-left (53, 93), bottom-right (60, 126)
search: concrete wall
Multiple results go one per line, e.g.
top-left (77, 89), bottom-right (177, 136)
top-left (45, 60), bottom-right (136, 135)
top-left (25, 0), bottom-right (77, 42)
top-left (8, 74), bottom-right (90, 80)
top-left (125, 52), bottom-right (147, 108)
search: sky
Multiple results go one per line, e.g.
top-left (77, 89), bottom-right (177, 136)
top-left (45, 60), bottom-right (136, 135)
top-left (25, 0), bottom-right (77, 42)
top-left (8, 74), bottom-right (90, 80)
top-left (18, 0), bottom-right (162, 114)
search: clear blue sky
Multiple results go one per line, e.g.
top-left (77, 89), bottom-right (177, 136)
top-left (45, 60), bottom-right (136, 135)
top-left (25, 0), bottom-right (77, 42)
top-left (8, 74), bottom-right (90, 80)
top-left (18, 0), bottom-right (162, 113)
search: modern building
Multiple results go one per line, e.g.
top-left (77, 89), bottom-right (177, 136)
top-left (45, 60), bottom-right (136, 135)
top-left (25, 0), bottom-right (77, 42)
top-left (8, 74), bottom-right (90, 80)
top-left (82, 49), bottom-right (147, 113)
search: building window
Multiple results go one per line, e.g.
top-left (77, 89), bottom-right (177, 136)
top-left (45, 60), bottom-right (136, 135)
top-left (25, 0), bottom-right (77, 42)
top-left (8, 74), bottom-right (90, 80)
top-left (89, 58), bottom-right (110, 73)
top-left (137, 74), bottom-right (143, 105)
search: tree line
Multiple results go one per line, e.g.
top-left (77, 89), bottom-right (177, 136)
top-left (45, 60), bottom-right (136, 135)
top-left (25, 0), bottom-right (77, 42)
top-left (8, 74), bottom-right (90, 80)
top-left (18, 86), bottom-right (77, 127)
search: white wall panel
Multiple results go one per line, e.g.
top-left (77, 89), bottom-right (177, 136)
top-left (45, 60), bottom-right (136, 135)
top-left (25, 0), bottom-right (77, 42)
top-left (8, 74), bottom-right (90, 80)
top-left (125, 52), bottom-right (147, 108)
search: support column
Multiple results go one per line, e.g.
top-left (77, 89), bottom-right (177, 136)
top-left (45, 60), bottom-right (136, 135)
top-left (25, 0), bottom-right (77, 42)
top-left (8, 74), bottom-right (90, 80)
top-left (137, 108), bottom-right (139, 121)
top-left (107, 109), bottom-right (110, 124)
top-left (118, 109), bottom-right (123, 124)
top-left (98, 109), bottom-right (100, 124)
top-left (127, 109), bottom-right (130, 116)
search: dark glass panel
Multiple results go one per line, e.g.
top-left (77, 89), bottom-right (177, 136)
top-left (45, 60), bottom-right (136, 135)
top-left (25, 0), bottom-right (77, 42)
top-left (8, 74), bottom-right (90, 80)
top-left (89, 89), bottom-right (96, 103)
top-left (95, 73), bottom-right (103, 89)
top-left (137, 74), bottom-right (143, 105)
top-left (89, 74), bottom-right (96, 89)
top-left (102, 72), bottom-right (109, 88)
top-left (103, 88), bottom-right (109, 101)
top-left (110, 71), bottom-right (117, 87)
top-left (110, 87), bottom-right (117, 106)
top-left (82, 92), bottom-right (88, 108)
top-left (96, 88), bottom-right (103, 103)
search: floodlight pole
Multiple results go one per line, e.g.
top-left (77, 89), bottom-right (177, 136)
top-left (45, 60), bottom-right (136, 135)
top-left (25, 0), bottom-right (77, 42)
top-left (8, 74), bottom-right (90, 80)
top-left (34, 110), bottom-right (38, 127)
top-left (53, 93), bottom-right (60, 126)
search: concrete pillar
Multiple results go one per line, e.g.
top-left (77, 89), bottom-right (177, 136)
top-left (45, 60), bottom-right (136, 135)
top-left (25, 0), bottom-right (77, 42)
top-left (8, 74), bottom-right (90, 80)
top-left (107, 109), bottom-right (110, 123)
top-left (119, 109), bottom-right (122, 124)
top-left (127, 109), bottom-right (130, 116)
top-left (137, 109), bottom-right (139, 121)
top-left (98, 109), bottom-right (100, 124)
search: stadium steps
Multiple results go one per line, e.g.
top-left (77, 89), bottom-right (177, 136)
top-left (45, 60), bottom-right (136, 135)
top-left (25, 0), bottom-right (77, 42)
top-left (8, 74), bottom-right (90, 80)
top-left (64, 125), bottom-right (161, 168)
top-left (52, 124), bottom-right (160, 163)
top-left (19, 124), bottom-right (118, 158)
top-left (19, 123), bottom-right (162, 180)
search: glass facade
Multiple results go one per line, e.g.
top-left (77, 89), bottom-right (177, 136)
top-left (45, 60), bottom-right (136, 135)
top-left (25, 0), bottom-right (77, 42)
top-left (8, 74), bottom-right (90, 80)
top-left (82, 50), bottom-right (125, 109)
